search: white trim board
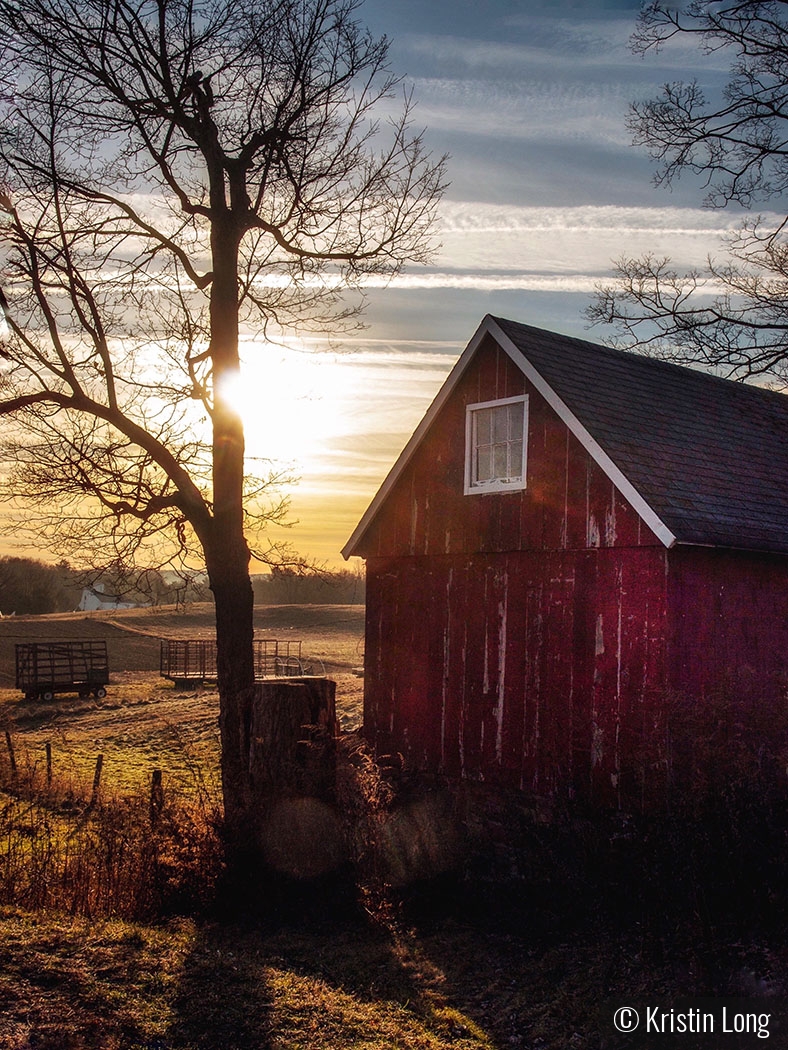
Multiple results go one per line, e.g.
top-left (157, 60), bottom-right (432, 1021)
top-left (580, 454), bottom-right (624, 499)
top-left (341, 314), bottom-right (676, 558)
top-left (486, 317), bottom-right (676, 549)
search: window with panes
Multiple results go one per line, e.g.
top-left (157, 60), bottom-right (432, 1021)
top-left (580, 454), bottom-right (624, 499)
top-left (464, 395), bottom-right (528, 494)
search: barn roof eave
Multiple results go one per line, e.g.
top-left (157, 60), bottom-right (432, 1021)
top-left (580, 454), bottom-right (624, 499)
top-left (341, 315), bottom-right (678, 559)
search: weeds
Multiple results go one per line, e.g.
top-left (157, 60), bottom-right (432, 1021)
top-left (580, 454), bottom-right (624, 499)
top-left (335, 732), bottom-right (399, 922)
top-left (0, 733), bottom-right (223, 921)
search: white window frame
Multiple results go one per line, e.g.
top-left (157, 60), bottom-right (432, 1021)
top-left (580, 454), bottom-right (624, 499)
top-left (464, 394), bottom-right (528, 495)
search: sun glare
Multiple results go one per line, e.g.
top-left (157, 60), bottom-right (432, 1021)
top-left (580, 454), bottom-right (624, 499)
top-left (217, 342), bottom-right (345, 467)
top-left (209, 336), bottom-right (456, 564)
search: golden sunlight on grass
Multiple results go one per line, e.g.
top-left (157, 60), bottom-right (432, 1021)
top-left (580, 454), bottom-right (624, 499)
top-left (0, 603), bottom-right (365, 793)
top-left (0, 899), bottom-right (730, 1050)
top-left (0, 909), bottom-right (500, 1049)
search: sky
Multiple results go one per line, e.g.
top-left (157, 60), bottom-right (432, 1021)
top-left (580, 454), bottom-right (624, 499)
top-left (238, 0), bottom-right (749, 568)
top-left (1, 0), bottom-right (746, 572)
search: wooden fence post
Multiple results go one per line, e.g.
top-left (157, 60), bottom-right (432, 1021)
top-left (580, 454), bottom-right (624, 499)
top-left (90, 754), bottom-right (104, 806)
top-left (5, 730), bottom-right (16, 778)
top-left (150, 768), bottom-right (164, 825)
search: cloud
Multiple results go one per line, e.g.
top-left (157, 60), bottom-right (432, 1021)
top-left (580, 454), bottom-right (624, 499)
top-left (238, 202), bottom-right (757, 300)
top-left (396, 14), bottom-right (730, 77)
top-left (419, 202), bottom-right (767, 286)
top-left (406, 75), bottom-right (633, 147)
top-left (370, 272), bottom-right (730, 295)
top-left (437, 202), bottom-right (757, 235)
top-left (401, 30), bottom-right (630, 75)
top-left (381, 273), bottom-right (605, 292)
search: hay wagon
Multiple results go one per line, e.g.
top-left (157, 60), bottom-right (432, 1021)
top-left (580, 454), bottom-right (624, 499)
top-left (16, 641), bottom-right (109, 701)
top-left (159, 637), bottom-right (324, 685)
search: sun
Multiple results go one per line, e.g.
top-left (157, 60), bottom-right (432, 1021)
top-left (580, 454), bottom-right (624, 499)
top-left (215, 341), bottom-right (343, 467)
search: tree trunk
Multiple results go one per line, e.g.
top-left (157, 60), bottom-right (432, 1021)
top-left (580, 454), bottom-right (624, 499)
top-left (206, 203), bottom-right (258, 851)
top-left (249, 678), bottom-right (338, 795)
top-left (249, 678), bottom-right (344, 878)
top-left (207, 537), bottom-right (256, 846)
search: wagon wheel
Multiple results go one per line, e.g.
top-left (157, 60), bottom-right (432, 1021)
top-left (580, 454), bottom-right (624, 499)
top-left (42, 690), bottom-right (54, 702)
top-left (94, 687), bottom-right (107, 699)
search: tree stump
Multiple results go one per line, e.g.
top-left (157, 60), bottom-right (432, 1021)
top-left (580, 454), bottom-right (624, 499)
top-left (248, 678), bottom-right (345, 878)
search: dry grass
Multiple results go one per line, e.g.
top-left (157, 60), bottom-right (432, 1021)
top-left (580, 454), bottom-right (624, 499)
top-left (0, 734), bottom-right (223, 922)
top-left (0, 603), bottom-right (365, 796)
top-left (0, 602), bottom-right (363, 930)
top-left (0, 602), bottom-right (366, 684)
top-left (1, 676), bottom-right (224, 794)
top-left (3, 899), bottom-right (784, 1050)
top-left (0, 671), bottom-right (362, 795)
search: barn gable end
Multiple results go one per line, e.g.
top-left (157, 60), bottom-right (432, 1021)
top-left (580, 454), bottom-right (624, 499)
top-left (347, 316), bottom-right (788, 807)
top-left (349, 329), bottom-right (665, 561)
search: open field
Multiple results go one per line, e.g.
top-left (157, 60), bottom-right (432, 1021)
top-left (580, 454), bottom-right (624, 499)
top-left (0, 602), bottom-right (365, 680)
top-left (0, 604), bottom-right (365, 792)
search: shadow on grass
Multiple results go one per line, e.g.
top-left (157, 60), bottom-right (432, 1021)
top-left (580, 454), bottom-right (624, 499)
top-left (161, 894), bottom-right (679, 1050)
top-left (164, 905), bottom-right (501, 1050)
top-left (165, 922), bottom-right (276, 1049)
top-left (0, 909), bottom-right (191, 1050)
top-left (4, 867), bottom-right (787, 1050)
top-left (162, 862), bottom-right (664, 1050)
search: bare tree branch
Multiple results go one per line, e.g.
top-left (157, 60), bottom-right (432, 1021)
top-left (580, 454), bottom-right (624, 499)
top-left (589, 1), bottom-right (788, 384)
top-left (0, 0), bottom-right (444, 847)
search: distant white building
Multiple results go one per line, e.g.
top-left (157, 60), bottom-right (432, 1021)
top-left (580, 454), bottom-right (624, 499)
top-left (77, 583), bottom-right (136, 612)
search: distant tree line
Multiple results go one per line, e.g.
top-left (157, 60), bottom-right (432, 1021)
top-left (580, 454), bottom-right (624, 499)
top-left (0, 558), bottom-right (81, 615)
top-left (0, 557), bottom-right (365, 614)
top-left (252, 567), bottom-right (365, 606)
top-left (0, 557), bottom-right (206, 615)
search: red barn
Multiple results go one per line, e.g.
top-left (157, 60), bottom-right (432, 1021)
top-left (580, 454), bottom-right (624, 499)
top-left (342, 316), bottom-right (788, 807)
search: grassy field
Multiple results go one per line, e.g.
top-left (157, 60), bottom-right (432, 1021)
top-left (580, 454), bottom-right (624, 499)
top-left (3, 894), bottom-right (786, 1050)
top-left (1, 604), bottom-right (787, 1049)
top-left (0, 602), bottom-right (366, 680)
top-left (0, 603), bottom-right (364, 792)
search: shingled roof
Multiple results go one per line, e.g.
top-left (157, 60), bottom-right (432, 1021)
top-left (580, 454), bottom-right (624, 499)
top-left (343, 315), bottom-right (788, 558)
top-left (494, 316), bottom-right (788, 554)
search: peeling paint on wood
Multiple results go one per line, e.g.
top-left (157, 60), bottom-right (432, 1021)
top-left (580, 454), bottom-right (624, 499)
top-left (364, 547), bottom-right (672, 804)
top-left (355, 338), bottom-right (661, 562)
top-left (357, 335), bottom-right (788, 810)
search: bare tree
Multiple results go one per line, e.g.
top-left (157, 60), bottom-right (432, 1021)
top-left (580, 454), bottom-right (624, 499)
top-left (587, 1), bottom-right (788, 382)
top-left (0, 0), bottom-right (445, 846)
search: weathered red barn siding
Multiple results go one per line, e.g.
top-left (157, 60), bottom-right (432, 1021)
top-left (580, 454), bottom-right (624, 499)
top-left (357, 336), bottom-right (678, 805)
top-left (353, 319), bottom-right (788, 811)
top-left (667, 546), bottom-right (788, 700)
top-left (357, 335), bottom-right (661, 560)
top-left (364, 547), bottom-right (669, 804)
